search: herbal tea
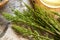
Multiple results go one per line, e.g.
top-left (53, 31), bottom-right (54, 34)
top-left (40, 0), bottom-right (60, 8)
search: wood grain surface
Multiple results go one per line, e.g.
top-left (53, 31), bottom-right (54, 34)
top-left (0, 0), bottom-right (8, 8)
top-left (30, 0), bottom-right (60, 12)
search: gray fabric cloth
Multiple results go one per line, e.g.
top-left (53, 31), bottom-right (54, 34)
top-left (0, 0), bottom-right (30, 13)
top-left (0, 0), bottom-right (30, 40)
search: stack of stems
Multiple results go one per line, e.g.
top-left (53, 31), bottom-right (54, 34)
top-left (2, 3), bottom-right (60, 40)
top-left (12, 25), bottom-right (54, 40)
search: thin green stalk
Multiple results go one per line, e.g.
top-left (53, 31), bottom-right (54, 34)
top-left (12, 25), bottom-right (54, 40)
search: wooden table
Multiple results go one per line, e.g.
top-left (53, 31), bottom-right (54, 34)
top-left (32, 0), bottom-right (60, 12)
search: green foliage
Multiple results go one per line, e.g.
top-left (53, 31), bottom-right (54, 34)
top-left (3, 4), bottom-right (60, 40)
top-left (12, 25), bottom-right (54, 40)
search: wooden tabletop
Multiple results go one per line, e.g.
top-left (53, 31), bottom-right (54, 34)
top-left (32, 0), bottom-right (60, 12)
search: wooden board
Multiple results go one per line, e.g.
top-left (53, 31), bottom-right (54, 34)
top-left (30, 0), bottom-right (60, 12)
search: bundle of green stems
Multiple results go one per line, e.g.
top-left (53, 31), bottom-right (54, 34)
top-left (2, 3), bottom-right (60, 40)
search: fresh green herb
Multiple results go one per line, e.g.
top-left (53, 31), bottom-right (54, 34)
top-left (12, 25), bottom-right (54, 40)
top-left (2, 4), bottom-right (60, 40)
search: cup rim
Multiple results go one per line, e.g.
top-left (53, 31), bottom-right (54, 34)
top-left (40, 0), bottom-right (60, 8)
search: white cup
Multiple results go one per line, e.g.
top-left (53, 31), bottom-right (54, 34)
top-left (40, 0), bottom-right (60, 8)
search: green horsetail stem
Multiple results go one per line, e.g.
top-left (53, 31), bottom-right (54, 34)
top-left (12, 25), bottom-right (54, 40)
top-left (2, 3), bottom-right (60, 40)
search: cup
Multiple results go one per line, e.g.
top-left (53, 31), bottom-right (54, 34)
top-left (40, 0), bottom-right (60, 8)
